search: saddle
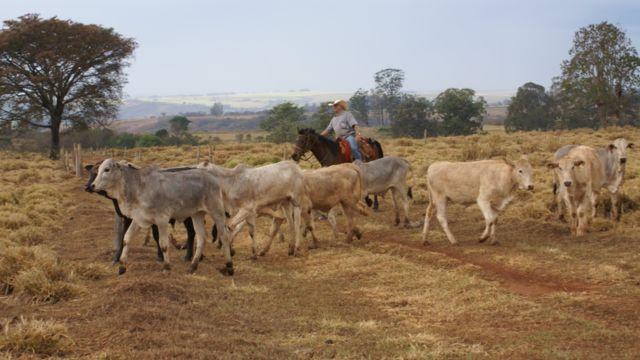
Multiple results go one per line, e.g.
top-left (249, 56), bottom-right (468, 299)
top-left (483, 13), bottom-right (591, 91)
top-left (337, 135), bottom-right (380, 162)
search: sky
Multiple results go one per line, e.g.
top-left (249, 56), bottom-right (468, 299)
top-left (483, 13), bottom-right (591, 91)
top-left (3, 0), bottom-right (639, 97)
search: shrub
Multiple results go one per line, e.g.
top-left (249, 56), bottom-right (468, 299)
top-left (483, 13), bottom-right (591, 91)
top-left (0, 318), bottom-right (72, 356)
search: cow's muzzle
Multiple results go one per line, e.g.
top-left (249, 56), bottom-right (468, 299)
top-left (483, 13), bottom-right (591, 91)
top-left (564, 181), bottom-right (572, 187)
top-left (620, 158), bottom-right (627, 164)
top-left (85, 184), bottom-right (95, 193)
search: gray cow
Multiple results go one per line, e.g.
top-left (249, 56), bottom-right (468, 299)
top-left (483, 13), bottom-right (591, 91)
top-left (553, 138), bottom-right (633, 220)
top-left (90, 159), bottom-right (233, 275)
top-left (354, 156), bottom-right (415, 227)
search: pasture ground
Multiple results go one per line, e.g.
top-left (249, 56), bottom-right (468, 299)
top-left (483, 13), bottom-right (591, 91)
top-left (1, 126), bottom-right (640, 359)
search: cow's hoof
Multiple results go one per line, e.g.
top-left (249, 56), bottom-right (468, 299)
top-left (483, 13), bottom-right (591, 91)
top-left (422, 240), bottom-right (430, 246)
top-left (308, 243), bottom-right (318, 250)
top-left (354, 230), bottom-right (363, 240)
top-left (162, 263), bottom-right (171, 271)
top-left (490, 241), bottom-right (500, 246)
top-left (258, 250), bottom-right (267, 257)
top-left (230, 248), bottom-right (236, 257)
top-left (118, 266), bottom-right (127, 275)
top-left (394, 219), bottom-right (400, 226)
top-left (183, 254), bottom-right (193, 262)
top-left (219, 263), bottom-right (234, 276)
top-left (478, 237), bottom-right (488, 243)
top-left (188, 263), bottom-right (198, 274)
top-left (155, 255), bottom-right (164, 263)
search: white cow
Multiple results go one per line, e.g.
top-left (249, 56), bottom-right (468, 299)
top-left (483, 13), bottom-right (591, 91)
top-left (548, 146), bottom-right (604, 236)
top-left (553, 138), bottom-right (633, 220)
top-left (90, 159), bottom-right (232, 275)
top-left (422, 157), bottom-right (534, 245)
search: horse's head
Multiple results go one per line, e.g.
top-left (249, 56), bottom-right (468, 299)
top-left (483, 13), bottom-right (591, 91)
top-left (292, 128), bottom-right (318, 162)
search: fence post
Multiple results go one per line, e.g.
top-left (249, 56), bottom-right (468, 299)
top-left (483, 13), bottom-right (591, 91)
top-left (207, 143), bottom-right (213, 163)
top-left (74, 143), bottom-right (82, 177)
top-left (196, 146), bottom-right (200, 164)
top-left (423, 129), bottom-right (427, 144)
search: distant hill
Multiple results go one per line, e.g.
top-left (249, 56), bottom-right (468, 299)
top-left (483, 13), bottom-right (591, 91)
top-left (118, 100), bottom-right (210, 120)
top-left (112, 114), bottom-right (265, 134)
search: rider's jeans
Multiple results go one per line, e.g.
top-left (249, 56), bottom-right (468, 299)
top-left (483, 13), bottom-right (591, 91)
top-left (345, 135), bottom-right (361, 161)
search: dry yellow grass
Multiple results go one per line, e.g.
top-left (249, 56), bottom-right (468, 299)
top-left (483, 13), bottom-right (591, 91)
top-left (1, 126), bottom-right (639, 358)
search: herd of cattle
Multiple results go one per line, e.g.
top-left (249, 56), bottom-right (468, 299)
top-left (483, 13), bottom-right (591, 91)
top-left (84, 137), bottom-right (633, 276)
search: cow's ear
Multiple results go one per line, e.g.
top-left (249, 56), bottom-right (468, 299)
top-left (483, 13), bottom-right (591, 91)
top-left (628, 143), bottom-right (634, 149)
top-left (84, 164), bottom-right (93, 172)
top-left (608, 144), bottom-right (616, 151)
top-left (547, 162), bottom-right (559, 169)
top-left (574, 160), bottom-right (585, 167)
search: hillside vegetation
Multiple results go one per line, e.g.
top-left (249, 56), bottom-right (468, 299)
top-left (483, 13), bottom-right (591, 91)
top-left (1, 127), bottom-right (639, 358)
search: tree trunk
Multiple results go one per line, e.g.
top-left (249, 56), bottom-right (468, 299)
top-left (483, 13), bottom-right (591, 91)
top-left (49, 117), bottom-right (61, 160)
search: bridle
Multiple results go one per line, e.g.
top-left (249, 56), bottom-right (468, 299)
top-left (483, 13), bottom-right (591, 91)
top-left (293, 133), bottom-right (318, 163)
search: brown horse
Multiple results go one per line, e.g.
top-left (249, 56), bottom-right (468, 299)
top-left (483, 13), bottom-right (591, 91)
top-left (291, 128), bottom-right (384, 209)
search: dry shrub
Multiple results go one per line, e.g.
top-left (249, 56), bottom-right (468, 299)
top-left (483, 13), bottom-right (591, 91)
top-left (545, 135), bottom-right (563, 153)
top-left (9, 226), bottom-right (49, 245)
top-left (74, 262), bottom-right (111, 280)
top-left (0, 244), bottom-right (83, 302)
top-left (0, 317), bottom-right (72, 356)
top-left (459, 141), bottom-right (507, 161)
top-left (0, 160), bottom-right (30, 171)
top-left (0, 212), bottom-right (30, 230)
top-left (395, 139), bottom-right (413, 147)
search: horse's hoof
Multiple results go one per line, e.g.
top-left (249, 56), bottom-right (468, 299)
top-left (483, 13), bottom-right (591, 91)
top-left (118, 266), bottom-right (126, 275)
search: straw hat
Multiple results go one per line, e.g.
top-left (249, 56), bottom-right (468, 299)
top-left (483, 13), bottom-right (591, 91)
top-left (329, 99), bottom-right (348, 110)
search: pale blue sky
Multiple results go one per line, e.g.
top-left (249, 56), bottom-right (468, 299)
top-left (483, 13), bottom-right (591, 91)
top-left (3, 0), bottom-right (639, 96)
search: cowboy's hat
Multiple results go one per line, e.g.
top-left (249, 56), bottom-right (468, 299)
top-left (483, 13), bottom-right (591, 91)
top-left (329, 99), bottom-right (348, 110)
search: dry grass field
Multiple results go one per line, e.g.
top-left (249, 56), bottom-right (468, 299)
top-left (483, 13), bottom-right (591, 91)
top-left (1, 126), bottom-right (640, 359)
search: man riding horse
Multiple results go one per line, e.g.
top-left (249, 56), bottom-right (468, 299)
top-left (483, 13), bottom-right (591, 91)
top-left (320, 99), bottom-right (362, 161)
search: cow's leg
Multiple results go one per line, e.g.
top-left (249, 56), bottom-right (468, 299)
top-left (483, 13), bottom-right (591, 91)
top-left (397, 186), bottom-right (413, 228)
top-left (188, 214), bottom-right (207, 274)
top-left (119, 221), bottom-right (140, 275)
top-left (246, 214), bottom-right (258, 260)
top-left (259, 217), bottom-right (284, 256)
top-left (143, 228), bottom-right (151, 246)
top-left (183, 218), bottom-right (196, 261)
top-left (611, 191), bottom-right (620, 221)
top-left (341, 204), bottom-right (356, 243)
top-left (576, 199), bottom-right (589, 236)
top-left (390, 189), bottom-right (401, 226)
top-left (327, 207), bottom-right (340, 241)
top-left (113, 215), bottom-right (130, 265)
top-left (208, 203), bottom-right (234, 275)
top-left (477, 198), bottom-right (498, 244)
top-left (590, 190), bottom-right (598, 220)
top-left (290, 205), bottom-right (304, 256)
top-left (553, 171), bottom-right (565, 221)
top-left (421, 200), bottom-right (435, 245)
top-left (156, 222), bottom-right (171, 271)
top-left (432, 195), bottom-right (457, 245)
top-left (151, 225), bottom-right (163, 262)
top-left (304, 208), bottom-right (320, 250)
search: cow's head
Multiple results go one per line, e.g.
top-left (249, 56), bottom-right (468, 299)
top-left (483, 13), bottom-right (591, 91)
top-left (547, 157), bottom-right (584, 188)
top-left (89, 158), bottom-right (124, 193)
top-left (510, 155), bottom-right (534, 191)
top-left (84, 161), bottom-right (102, 192)
top-left (608, 138), bottom-right (634, 165)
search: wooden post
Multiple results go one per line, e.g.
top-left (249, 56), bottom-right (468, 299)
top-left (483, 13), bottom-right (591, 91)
top-left (196, 146), bottom-right (201, 164)
top-left (207, 144), bottom-right (213, 163)
top-left (74, 143), bottom-right (82, 177)
top-left (423, 129), bottom-right (427, 143)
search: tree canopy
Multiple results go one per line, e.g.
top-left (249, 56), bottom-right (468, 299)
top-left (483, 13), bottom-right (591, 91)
top-left (557, 22), bottom-right (640, 127)
top-left (0, 14), bottom-right (136, 158)
top-left (434, 88), bottom-right (486, 136)
top-left (260, 102), bottom-right (304, 143)
top-left (391, 95), bottom-right (435, 138)
top-left (504, 82), bottom-right (554, 132)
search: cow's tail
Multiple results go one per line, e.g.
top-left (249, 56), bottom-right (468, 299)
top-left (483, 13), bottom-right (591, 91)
top-left (407, 187), bottom-right (413, 199)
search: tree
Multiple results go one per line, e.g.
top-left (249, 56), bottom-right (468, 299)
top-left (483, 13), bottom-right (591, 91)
top-left (374, 68), bottom-right (404, 125)
top-left (210, 102), bottom-right (224, 116)
top-left (0, 14), bottom-right (136, 158)
top-left (260, 102), bottom-right (304, 143)
top-left (433, 88), bottom-right (486, 136)
top-left (391, 94), bottom-right (436, 138)
top-left (155, 128), bottom-right (169, 138)
top-left (136, 134), bottom-right (162, 147)
top-left (349, 88), bottom-right (369, 125)
top-left (504, 82), bottom-right (554, 132)
top-left (169, 115), bottom-right (190, 136)
top-left (558, 22), bottom-right (640, 127)
top-left (309, 102), bottom-right (333, 131)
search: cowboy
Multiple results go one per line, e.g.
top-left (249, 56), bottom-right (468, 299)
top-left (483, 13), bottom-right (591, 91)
top-left (320, 99), bottom-right (362, 161)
